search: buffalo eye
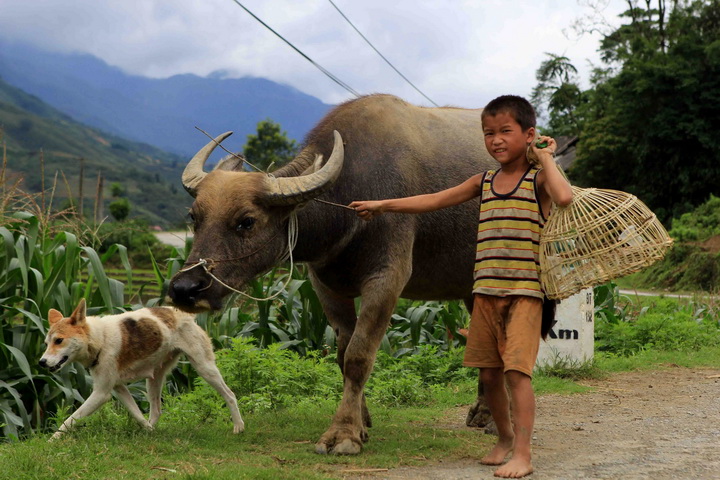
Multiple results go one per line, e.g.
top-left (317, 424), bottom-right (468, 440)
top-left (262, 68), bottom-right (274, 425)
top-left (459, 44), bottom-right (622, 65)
top-left (54, 338), bottom-right (63, 345)
top-left (237, 217), bottom-right (256, 231)
top-left (186, 211), bottom-right (197, 231)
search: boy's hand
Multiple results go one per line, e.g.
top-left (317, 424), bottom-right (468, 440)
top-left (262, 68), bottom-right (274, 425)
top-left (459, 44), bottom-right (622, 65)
top-left (530, 136), bottom-right (557, 164)
top-left (348, 200), bottom-right (383, 221)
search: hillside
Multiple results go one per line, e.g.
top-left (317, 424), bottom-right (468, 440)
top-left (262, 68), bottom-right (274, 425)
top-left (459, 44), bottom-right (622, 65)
top-left (0, 40), bottom-right (332, 156)
top-left (0, 77), bottom-right (192, 228)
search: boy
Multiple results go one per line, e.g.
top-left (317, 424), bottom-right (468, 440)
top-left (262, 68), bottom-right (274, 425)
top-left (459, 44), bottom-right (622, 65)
top-left (349, 95), bottom-right (572, 478)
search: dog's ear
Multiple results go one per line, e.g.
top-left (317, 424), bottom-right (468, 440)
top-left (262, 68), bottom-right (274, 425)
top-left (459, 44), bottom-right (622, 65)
top-left (48, 309), bottom-right (64, 325)
top-left (69, 298), bottom-right (87, 326)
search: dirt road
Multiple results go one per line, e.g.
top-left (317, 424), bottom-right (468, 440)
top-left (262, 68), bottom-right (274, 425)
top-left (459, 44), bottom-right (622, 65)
top-left (154, 231), bottom-right (192, 249)
top-left (349, 367), bottom-right (720, 480)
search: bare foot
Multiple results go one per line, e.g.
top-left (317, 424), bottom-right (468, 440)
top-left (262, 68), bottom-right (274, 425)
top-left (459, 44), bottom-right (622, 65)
top-left (494, 455), bottom-right (534, 478)
top-left (480, 438), bottom-right (513, 465)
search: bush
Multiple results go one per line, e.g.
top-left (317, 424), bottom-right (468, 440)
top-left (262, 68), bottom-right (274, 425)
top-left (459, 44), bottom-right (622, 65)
top-left (669, 194), bottom-right (720, 242)
top-left (169, 339), bottom-right (476, 418)
top-left (675, 251), bottom-right (720, 291)
top-left (182, 338), bottom-right (341, 415)
top-left (594, 282), bottom-right (720, 356)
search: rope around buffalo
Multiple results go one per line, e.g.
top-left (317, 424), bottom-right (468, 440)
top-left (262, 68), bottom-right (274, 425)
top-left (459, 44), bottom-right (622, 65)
top-left (178, 212), bottom-right (299, 301)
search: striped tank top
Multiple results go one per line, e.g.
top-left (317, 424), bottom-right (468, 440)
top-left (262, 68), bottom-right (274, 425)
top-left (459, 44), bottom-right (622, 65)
top-left (473, 166), bottom-right (546, 298)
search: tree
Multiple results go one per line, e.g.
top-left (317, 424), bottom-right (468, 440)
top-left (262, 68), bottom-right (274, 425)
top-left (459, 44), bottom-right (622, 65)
top-left (110, 182), bottom-right (125, 198)
top-left (243, 119), bottom-right (299, 172)
top-left (109, 197), bottom-right (131, 222)
top-left (569, 0), bottom-right (720, 222)
top-left (531, 53), bottom-right (584, 137)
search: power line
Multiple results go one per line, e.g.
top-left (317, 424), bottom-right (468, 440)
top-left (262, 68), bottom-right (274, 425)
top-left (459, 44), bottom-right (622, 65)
top-left (328, 0), bottom-right (439, 107)
top-left (229, 0), bottom-right (361, 98)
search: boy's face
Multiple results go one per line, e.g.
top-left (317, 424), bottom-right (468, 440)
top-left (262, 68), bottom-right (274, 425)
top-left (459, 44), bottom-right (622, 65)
top-left (482, 111), bottom-right (535, 167)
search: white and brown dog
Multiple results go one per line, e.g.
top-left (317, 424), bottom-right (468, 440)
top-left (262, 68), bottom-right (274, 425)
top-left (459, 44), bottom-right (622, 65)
top-left (39, 298), bottom-right (244, 440)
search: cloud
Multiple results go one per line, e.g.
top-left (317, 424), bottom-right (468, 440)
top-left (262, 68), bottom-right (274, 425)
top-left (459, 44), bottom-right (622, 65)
top-left (0, 0), bottom-right (623, 107)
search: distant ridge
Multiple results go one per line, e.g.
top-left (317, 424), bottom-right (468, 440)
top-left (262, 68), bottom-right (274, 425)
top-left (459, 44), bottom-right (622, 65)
top-left (0, 39), bottom-right (333, 156)
top-left (0, 76), bottom-right (191, 227)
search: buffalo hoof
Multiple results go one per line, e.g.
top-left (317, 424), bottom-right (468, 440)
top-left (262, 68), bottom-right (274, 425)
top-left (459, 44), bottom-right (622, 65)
top-left (466, 397), bottom-right (493, 428)
top-left (315, 428), bottom-right (364, 455)
top-left (484, 420), bottom-right (498, 436)
top-left (314, 438), bottom-right (363, 455)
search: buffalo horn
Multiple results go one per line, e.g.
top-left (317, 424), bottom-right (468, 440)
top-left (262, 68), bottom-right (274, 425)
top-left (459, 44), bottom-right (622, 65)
top-left (264, 130), bottom-right (344, 206)
top-left (181, 131), bottom-right (234, 196)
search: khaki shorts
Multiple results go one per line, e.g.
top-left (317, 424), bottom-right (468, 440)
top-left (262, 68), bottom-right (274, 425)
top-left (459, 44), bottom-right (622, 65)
top-left (463, 294), bottom-right (542, 377)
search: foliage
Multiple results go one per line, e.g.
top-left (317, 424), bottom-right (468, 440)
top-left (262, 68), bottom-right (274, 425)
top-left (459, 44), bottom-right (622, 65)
top-left (3, 205), bottom-right (717, 441)
top-left (668, 194), bottom-right (720, 242)
top-left (84, 218), bottom-right (172, 267)
top-left (109, 182), bottom-right (125, 198)
top-left (569, 0), bottom-right (720, 222)
top-left (384, 300), bottom-right (468, 357)
top-left (618, 194), bottom-right (720, 292)
top-left (531, 53), bottom-right (585, 137)
top-left (243, 119), bottom-right (299, 172)
top-left (0, 211), bottom-right (132, 439)
top-left (593, 281), bottom-right (720, 356)
top-left (170, 339), bottom-right (474, 421)
top-left (108, 197), bottom-right (130, 222)
top-left (169, 338), bottom-right (341, 417)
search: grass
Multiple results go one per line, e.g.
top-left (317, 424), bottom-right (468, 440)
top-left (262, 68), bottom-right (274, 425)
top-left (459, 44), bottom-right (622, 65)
top-left (0, 382), bottom-right (489, 480)
top-left (3, 345), bottom-right (719, 480)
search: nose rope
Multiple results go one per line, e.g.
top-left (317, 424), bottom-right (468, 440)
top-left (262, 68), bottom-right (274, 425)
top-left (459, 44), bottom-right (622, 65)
top-left (178, 212), bottom-right (298, 301)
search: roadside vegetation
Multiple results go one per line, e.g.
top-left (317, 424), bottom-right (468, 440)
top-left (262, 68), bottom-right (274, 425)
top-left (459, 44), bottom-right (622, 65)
top-left (1, 197), bottom-right (718, 478)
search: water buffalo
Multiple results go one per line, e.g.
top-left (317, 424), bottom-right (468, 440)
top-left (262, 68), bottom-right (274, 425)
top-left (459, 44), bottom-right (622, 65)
top-left (169, 94), bottom-right (498, 454)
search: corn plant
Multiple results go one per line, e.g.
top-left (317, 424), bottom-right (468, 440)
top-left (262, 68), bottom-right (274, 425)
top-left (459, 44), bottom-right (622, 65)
top-left (0, 210), bottom-right (135, 439)
top-left (382, 300), bottom-right (468, 357)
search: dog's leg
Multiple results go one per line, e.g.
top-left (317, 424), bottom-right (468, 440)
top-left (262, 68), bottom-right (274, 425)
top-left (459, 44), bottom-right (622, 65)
top-left (185, 347), bottom-right (244, 434)
top-left (51, 389), bottom-right (111, 441)
top-left (147, 353), bottom-right (181, 427)
top-left (114, 385), bottom-right (153, 430)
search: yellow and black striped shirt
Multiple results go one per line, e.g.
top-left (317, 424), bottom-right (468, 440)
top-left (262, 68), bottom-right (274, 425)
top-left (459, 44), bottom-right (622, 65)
top-left (473, 166), bottom-right (546, 298)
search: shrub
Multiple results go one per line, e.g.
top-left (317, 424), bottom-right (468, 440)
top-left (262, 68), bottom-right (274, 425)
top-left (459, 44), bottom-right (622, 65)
top-left (669, 194), bottom-right (720, 242)
top-left (594, 282), bottom-right (720, 356)
top-left (169, 337), bottom-right (342, 416)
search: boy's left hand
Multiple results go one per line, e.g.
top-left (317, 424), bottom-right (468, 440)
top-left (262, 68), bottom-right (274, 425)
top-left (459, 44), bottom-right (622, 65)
top-left (530, 136), bottom-right (557, 164)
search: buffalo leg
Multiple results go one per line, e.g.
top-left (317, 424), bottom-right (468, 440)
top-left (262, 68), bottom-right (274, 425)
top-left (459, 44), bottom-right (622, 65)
top-left (314, 264), bottom-right (409, 455)
top-left (310, 275), bottom-right (371, 433)
top-left (462, 296), bottom-right (495, 431)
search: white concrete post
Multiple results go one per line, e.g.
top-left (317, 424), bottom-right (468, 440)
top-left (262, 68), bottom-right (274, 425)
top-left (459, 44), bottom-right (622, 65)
top-left (536, 288), bottom-right (595, 368)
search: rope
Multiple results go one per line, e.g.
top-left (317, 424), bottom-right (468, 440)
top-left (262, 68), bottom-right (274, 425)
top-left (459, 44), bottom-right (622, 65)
top-left (179, 212), bottom-right (299, 301)
top-left (230, 0), bottom-right (361, 98)
top-left (327, 0), bottom-right (438, 106)
top-left (312, 198), bottom-right (356, 210)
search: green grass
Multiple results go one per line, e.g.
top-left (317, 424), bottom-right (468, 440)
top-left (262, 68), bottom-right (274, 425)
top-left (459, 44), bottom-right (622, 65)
top-left (595, 345), bottom-right (720, 372)
top-left (3, 345), bottom-right (719, 480)
top-left (0, 382), bottom-right (489, 480)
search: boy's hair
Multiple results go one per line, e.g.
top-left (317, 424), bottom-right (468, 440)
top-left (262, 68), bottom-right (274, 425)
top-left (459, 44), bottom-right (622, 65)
top-left (482, 95), bottom-right (537, 131)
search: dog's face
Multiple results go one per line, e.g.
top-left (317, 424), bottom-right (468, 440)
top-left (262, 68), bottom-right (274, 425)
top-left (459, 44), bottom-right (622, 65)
top-left (40, 299), bottom-right (89, 372)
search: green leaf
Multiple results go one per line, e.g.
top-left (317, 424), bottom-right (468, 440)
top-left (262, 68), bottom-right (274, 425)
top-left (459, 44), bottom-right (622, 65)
top-left (1, 345), bottom-right (33, 382)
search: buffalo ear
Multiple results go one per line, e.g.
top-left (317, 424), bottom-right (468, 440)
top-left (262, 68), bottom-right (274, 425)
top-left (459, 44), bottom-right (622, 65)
top-left (69, 298), bottom-right (87, 326)
top-left (48, 309), bottom-right (64, 326)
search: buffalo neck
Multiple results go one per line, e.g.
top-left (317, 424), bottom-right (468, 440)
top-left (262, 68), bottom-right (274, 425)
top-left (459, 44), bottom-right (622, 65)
top-left (288, 200), bottom-right (356, 263)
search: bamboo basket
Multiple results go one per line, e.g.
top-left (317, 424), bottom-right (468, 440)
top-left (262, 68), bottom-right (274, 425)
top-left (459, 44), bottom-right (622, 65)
top-left (540, 186), bottom-right (673, 300)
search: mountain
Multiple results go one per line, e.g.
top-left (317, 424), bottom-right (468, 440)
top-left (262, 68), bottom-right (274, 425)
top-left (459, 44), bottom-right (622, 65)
top-left (0, 76), bottom-right (191, 228)
top-left (0, 40), bottom-right (333, 157)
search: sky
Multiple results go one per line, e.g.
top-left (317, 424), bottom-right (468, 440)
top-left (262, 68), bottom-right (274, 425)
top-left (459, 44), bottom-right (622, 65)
top-left (0, 0), bottom-right (625, 109)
